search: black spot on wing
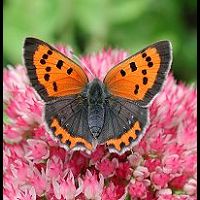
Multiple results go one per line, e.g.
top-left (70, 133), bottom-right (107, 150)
top-left (56, 60), bottom-right (64, 69)
top-left (44, 74), bottom-right (50, 81)
top-left (120, 69), bottom-right (126, 77)
top-left (67, 68), bottom-right (73, 75)
top-left (130, 62), bottom-right (137, 72)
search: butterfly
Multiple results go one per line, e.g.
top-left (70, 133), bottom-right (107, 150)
top-left (23, 38), bottom-right (172, 154)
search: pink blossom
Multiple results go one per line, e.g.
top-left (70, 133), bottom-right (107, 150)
top-left (156, 188), bottom-right (173, 200)
top-left (151, 167), bottom-right (170, 189)
top-left (133, 166), bottom-right (150, 181)
top-left (183, 178), bottom-right (197, 196)
top-left (144, 158), bottom-right (161, 172)
top-left (3, 65), bottom-right (29, 101)
top-left (3, 45), bottom-right (197, 199)
top-left (65, 151), bottom-right (89, 177)
top-left (16, 186), bottom-right (36, 200)
top-left (3, 124), bottom-right (23, 142)
top-left (46, 156), bottom-right (64, 179)
top-left (162, 154), bottom-right (182, 174)
top-left (181, 152), bottom-right (197, 176)
top-left (28, 167), bottom-right (48, 196)
top-left (115, 161), bottom-right (131, 180)
top-left (3, 173), bottom-right (18, 200)
top-left (128, 180), bottom-right (148, 199)
top-left (165, 143), bottom-right (185, 156)
top-left (127, 152), bottom-right (143, 167)
top-left (25, 139), bottom-right (49, 162)
top-left (90, 145), bottom-right (106, 163)
top-left (79, 170), bottom-right (104, 200)
top-left (150, 133), bottom-right (166, 153)
top-left (96, 158), bottom-right (115, 178)
top-left (102, 182), bottom-right (126, 200)
top-left (52, 171), bottom-right (82, 200)
top-left (169, 175), bottom-right (188, 190)
top-left (10, 160), bottom-right (31, 183)
top-left (49, 146), bottom-right (68, 162)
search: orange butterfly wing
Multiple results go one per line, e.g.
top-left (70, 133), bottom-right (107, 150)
top-left (23, 38), bottom-right (93, 152)
top-left (104, 41), bottom-right (172, 106)
top-left (103, 41), bottom-right (172, 153)
top-left (23, 37), bottom-right (88, 101)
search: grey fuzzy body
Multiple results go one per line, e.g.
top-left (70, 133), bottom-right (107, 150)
top-left (87, 78), bottom-right (106, 139)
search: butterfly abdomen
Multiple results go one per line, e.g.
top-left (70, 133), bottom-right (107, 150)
top-left (88, 104), bottom-right (105, 138)
top-left (87, 79), bottom-right (105, 138)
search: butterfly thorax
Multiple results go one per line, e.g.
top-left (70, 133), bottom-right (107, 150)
top-left (87, 78), bottom-right (106, 139)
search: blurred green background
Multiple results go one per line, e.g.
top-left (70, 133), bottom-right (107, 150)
top-left (3, 0), bottom-right (196, 83)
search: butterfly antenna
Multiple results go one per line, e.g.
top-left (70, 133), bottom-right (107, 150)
top-left (70, 50), bottom-right (95, 78)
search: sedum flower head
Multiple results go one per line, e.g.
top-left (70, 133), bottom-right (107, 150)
top-left (3, 44), bottom-right (197, 200)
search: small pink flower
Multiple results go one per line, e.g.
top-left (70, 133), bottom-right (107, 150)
top-left (90, 145), bottom-right (106, 163)
top-left (144, 158), bottom-right (161, 173)
top-left (3, 65), bottom-right (29, 101)
top-left (3, 174), bottom-right (18, 200)
top-left (4, 143), bottom-right (25, 161)
top-left (49, 146), bottom-right (68, 162)
top-left (182, 152), bottom-right (197, 176)
top-left (46, 156), bottom-right (64, 179)
top-left (102, 182), bottom-right (126, 200)
top-left (25, 139), bottom-right (49, 162)
top-left (169, 175), bottom-right (188, 190)
top-left (151, 168), bottom-right (170, 189)
top-left (128, 180), bottom-right (148, 199)
top-left (28, 167), bottom-right (48, 196)
top-left (52, 171), bottom-right (82, 200)
top-left (66, 151), bottom-right (89, 177)
top-left (79, 170), bottom-right (104, 200)
top-left (149, 133), bottom-right (167, 154)
top-left (133, 166), bottom-right (150, 181)
top-left (16, 186), bottom-right (36, 200)
top-left (127, 152), bottom-right (143, 167)
top-left (96, 158), bottom-right (115, 178)
top-left (115, 161), bottom-right (131, 180)
top-left (10, 160), bottom-right (30, 183)
top-left (162, 154), bottom-right (182, 174)
top-left (183, 178), bottom-right (197, 196)
top-left (3, 124), bottom-right (23, 142)
top-left (55, 44), bottom-right (73, 58)
top-left (165, 143), bottom-right (184, 156)
top-left (33, 124), bottom-right (58, 147)
top-left (156, 188), bottom-right (173, 200)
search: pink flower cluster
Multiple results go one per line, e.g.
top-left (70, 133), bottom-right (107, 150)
top-left (3, 46), bottom-right (197, 200)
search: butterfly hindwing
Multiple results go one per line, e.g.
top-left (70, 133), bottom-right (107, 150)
top-left (104, 41), bottom-right (172, 106)
top-left (97, 96), bottom-right (148, 153)
top-left (45, 95), bottom-right (93, 151)
top-left (23, 37), bottom-right (88, 101)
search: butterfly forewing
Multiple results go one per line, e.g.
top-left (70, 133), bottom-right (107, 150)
top-left (23, 37), bottom-right (88, 101)
top-left (104, 41), bottom-right (172, 106)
